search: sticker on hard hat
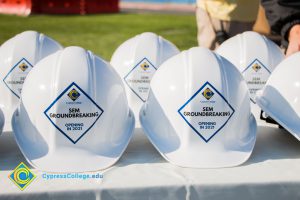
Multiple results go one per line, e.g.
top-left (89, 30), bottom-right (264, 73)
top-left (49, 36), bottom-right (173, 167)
top-left (124, 58), bottom-right (156, 102)
top-left (44, 82), bottom-right (104, 144)
top-left (178, 82), bottom-right (234, 142)
top-left (242, 59), bottom-right (270, 103)
top-left (3, 58), bottom-right (33, 98)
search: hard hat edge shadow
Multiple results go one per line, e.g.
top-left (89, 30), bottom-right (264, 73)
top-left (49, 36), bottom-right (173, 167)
top-left (11, 109), bottom-right (36, 170)
top-left (0, 108), bottom-right (5, 136)
top-left (256, 91), bottom-right (300, 141)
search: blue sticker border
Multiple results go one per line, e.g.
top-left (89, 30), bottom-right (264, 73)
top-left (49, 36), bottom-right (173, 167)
top-left (242, 58), bottom-right (270, 103)
top-left (44, 82), bottom-right (104, 144)
top-left (124, 57), bottom-right (157, 102)
top-left (178, 81), bottom-right (235, 143)
top-left (3, 58), bottom-right (33, 99)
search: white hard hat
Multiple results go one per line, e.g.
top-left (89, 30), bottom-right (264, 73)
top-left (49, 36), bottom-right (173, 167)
top-left (216, 31), bottom-right (284, 104)
top-left (140, 47), bottom-right (257, 168)
top-left (0, 30), bottom-right (63, 131)
top-left (110, 32), bottom-right (180, 127)
top-left (256, 52), bottom-right (300, 140)
top-left (12, 46), bottom-right (135, 172)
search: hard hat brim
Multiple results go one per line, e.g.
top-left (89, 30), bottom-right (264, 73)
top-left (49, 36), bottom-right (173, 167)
top-left (140, 105), bottom-right (257, 168)
top-left (12, 109), bottom-right (135, 172)
top-left (256, 90), bottom-right (300, 141)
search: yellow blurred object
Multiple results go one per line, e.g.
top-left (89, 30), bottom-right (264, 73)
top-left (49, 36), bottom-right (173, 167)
top-left (197, 0), bottom-right (259, 22)
top-left (253, 5), bottom-right (270, 35)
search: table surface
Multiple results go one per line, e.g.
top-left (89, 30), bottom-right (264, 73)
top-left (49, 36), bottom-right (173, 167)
top-left (0, 108), bottom-right (300, 200)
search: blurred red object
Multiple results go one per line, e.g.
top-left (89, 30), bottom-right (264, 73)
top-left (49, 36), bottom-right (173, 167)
top-left (0, 0), bottom-right (119, 15)
top-left (0, 0), bottom-right (31, 16)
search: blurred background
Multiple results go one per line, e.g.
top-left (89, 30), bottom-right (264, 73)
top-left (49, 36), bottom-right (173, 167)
top-left (0, 0), bottom-right (272, 60)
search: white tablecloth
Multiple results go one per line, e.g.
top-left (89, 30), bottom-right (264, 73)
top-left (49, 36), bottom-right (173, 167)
top-left (1, 111), bottom-right (300, 200)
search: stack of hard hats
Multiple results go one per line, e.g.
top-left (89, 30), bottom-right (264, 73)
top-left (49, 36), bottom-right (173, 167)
top-left (3, 31), bottom-right (181, 172)
top-left (0, 29), bottom-right (293, 172)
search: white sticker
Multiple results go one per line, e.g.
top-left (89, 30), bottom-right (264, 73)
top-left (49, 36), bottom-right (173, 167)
top-left (178, 82), bottom-right (234, 142)
top-left (3, 58), bottom-right (33, 98)
top-left (242, 59), bottom-right (271, 103)
top-left (44, 82), bottom-right (104, 144)
top-left (124, 58), bottom-right (156, 102)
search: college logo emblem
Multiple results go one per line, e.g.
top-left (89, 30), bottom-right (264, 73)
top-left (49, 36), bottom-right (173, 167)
top-left (202, 87), bottom-right (214, 100)
top-left (9, 162), bottom-right (36, 191)
top-left (68, 88), bottom-right (80, 101)
top-left (140, 62), bottom-right (150, 71)
top-left (178, 82), bottom-right (234, 142)
top-left (252, 63), bottom-right (261, 72)
top-left (19, 63), bottom-right (29, 72)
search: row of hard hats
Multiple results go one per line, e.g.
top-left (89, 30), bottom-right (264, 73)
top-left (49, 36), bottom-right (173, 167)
top-left (0, 30), bottom-right (292, 172)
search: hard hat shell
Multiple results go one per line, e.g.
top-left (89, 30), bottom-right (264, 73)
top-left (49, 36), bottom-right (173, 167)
top-left (12, 46), bottom-right (135, 172)
top-left (256, 52), bottom-right (300, 140)
top-left (216, 31), bottom-right (284, 104)
top-left (140, 47), bottom-right (257, 168)
top-left (110, 32), bottom-right (180, 127)
top-left (0, 30), bottom-right (63, 131)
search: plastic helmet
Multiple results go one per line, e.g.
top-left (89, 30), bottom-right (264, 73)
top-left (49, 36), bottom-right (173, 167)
top-left (0, 30), bottom-right (63, 131)
top-left (256, 52), bottom-right (300, 140)
top-left (216, 31), bottom-right (284, 106)
top-left (110, 32), bottom-right (180, 127)
top-left (12, 46), bottom-right (135, 172)
top-left (140, 47), bottom-right (257, 168)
